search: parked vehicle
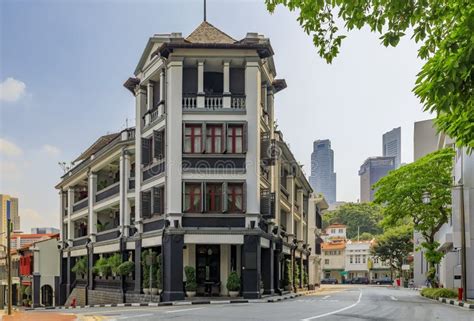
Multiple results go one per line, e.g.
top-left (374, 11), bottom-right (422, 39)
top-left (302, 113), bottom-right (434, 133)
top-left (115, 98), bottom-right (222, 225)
top-left (371, 277), bottom-right (392, 285)
top-left (321, 278), bottom-right (338, 284)
top-left (351, 277), bottom-right (369, 284)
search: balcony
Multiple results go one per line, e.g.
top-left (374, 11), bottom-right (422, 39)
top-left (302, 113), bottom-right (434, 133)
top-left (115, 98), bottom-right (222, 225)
top-left (128, 177), bottom-right (135, 190)
top-left (182, 94), bottom-right (197, 109)
top-left (73, 198), bottom-right (88, 213)
top-left (96, 182), bottom-right (120, 203)
top-left (182, 93), bottom-right (246, 110)
top-left (72, 235), bottom-right (89, 247)
top-left (96, 228), bottom-right (120, 242)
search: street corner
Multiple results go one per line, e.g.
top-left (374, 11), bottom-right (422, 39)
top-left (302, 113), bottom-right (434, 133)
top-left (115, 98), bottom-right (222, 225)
top-left (1, 311), bottom-right (77, 321)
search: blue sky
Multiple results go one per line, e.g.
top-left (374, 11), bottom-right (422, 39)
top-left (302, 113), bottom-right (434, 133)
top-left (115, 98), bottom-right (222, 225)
top-left (0, 0), bottom-right (431, 231)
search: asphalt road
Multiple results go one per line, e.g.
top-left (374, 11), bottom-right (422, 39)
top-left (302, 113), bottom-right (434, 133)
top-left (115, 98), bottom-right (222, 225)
top-left (29, 286), bottom-right (473, 321)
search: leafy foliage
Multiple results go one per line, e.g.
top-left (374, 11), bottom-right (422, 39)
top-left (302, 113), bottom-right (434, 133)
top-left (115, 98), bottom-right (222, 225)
top-left (117, 261), bottom-right (135, 276)
top-left (108, 253), bottom-right (123, 276)
top-left (285, 259), bottom-right (293, 287)
top-left (371, 225), bottom-right (413, 273)
top-left (93, 256), bottom-right (111, 277)
top-left (294, 263), bottom-right (300, 288)
top-left (156, 254), bottom-right (162, 290)
top-left (184, 266), bottom-right (197, 291)
top-left (265, 0), bottom-right (474, 150)
top-left (421, 288), bottom-right (457, 299)
top-left (373, 148), bottom-right (454, 285)
top-left (71, 256), bottom-right (88, 276)
top-left (323, 203), bottom-right (383, 239)
top-left (227, 271), bottom-right (241, 291)
top-left (142, 249), bottom-right (158, 288)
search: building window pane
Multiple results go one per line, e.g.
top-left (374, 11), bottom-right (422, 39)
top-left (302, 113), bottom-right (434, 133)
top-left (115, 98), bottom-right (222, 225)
top-left (184, 125), bottom-right (202, 153)
top-left (206, 183), bottom-right (222, 212)
top-left (206, 125), bottom-right (223, 153)
top-left (184, 183), bottom-right (201, 212)
top-left (227, 183), bottom-right (243, 212)
top-left (227, 125), bottom-right (243, 153)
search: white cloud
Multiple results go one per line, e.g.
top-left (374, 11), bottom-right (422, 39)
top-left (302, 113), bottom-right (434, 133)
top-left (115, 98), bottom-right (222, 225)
top-left (0, 77), bottom-right (26, 103)
top-left (0, 138), bottom-right (22, 157)
top-left (0, 160), bottom-right (22, 181)
top-left (41, 144), bottom-right (61, 158)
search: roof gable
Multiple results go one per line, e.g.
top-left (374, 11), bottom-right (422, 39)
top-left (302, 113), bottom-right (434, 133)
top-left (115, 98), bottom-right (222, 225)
top-left (186, 21), bottom-right (236, 44)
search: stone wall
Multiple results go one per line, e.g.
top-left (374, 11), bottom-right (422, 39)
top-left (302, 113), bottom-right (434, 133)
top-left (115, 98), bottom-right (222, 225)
top-left (125, 292), bottom-right (160, 303)
top-left (65, 287), bottom-right (86, 307)
top-left (88, 289), bottom-right (123, 305)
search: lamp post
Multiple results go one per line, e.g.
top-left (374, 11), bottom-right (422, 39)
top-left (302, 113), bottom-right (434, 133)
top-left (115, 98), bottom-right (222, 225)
top-left (6, 200), bottom-right (12, 315)
top-left (454, 184), bottom-right (467, 302)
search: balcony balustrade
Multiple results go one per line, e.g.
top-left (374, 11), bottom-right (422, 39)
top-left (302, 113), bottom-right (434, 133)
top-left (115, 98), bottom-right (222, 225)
top-left (96, 228), bottom-right (120, 242)
top-left (95, 182), bottom-right (120, 203)
top-left (183, 94), bottom-right (246, 110)
top-left (231, 94), bottom-right (246, 109)
top-left (205, 95), bottom-right (223, 109)
top-left (72, 235), bottom-right (89, 246)
top-left (182, 94), bottom-right (197, 109)
top-left (73, 198), bottom-right (88, 213)
top-left (128, 177), bottom-right (135, 190)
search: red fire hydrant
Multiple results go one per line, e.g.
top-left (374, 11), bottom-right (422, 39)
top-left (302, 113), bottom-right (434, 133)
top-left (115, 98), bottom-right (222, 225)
top-left (458, 288), bottom-right (463, 301)
top-left (71, 297), bottom-right (77, 308)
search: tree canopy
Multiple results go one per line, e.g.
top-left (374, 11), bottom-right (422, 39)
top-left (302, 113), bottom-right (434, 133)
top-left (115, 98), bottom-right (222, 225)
top-left (372, 148), bottom-right (454, 284)
top-left (323, 202), bottom-right (383, 239)
top-left (265, 0), bottom-right (474, 150)
top-left (371, 225), bottom-right (414, 275)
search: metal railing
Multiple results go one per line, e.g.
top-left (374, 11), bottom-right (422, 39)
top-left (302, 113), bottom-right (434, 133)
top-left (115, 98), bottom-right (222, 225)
top-left (73, 198), bottom-right (88, 212)
top-left (95, 182), bottom-right (120, 202)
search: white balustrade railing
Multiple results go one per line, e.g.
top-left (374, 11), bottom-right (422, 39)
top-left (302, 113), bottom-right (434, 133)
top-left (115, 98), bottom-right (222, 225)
top-left (205, 96), bottom-right (223, 109)
top-left (231, 95), bottom-right (246, 109)
top-left (182, 95), bottom-right (197, 109)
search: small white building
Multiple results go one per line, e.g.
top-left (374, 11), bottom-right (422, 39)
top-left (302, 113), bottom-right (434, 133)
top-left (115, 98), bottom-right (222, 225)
top-left (323, 224), bottom-right (347, 241)
top-left (345, 240), bottom-right (371, 279)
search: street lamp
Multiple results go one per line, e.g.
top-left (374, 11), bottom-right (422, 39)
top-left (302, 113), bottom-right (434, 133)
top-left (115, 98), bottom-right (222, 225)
top-left (422, 191), bottom-right (431, 204)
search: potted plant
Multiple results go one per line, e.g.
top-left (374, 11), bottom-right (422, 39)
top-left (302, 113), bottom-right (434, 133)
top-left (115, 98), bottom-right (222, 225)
top-left (117, 261), bottom-right (134, 277)
top-left (156, 254), bottom-right (162, 293)
top-left (71, 256), bottom-right (88, 279)
top-left (93, 256), bottom-right (111, 278)
top-left (294, 264), bottom-right (300, 291)
top-left (285, 260), bottom-right (293, 291)
top-left (227, 271), bottom-right (240, 297)
top-left (184, 266), bottom-right (197, 297)
top-left (143, 275), bottom-right (150, 295)
top-left (108, 253), bottom-right (122, 278)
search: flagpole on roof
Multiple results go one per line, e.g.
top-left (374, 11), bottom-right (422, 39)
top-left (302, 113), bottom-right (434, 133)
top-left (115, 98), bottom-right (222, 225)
top-left (204, 0), bottom-right (207, 21)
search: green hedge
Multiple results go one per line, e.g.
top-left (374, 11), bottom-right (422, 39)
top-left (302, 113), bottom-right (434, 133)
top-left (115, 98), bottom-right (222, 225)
top-left (420, 288), bottom-right (457, 299)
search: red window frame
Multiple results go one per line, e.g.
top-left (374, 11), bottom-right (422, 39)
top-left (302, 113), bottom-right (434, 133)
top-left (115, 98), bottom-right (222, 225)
top-left (227, 183), bottom-right (243, 212)
top-left (184, 124), bottom-right (202, 154)
top-left (206, 125), bottom-right (223, 154)
top-left (227, 125), bottom-right (243, 154)
top-left (206, 183), bottom-right (222, 212)
top-left (184, 183), bottom-right (201, 212)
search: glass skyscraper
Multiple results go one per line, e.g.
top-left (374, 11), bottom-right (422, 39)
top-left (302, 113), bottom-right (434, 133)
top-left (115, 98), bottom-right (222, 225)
top-left (309, 139), bottom-right (336, 204)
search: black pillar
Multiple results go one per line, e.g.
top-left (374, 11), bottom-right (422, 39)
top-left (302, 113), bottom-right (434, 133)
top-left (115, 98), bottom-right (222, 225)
top-left (261, 241), bottom-right (274, 295)
top-left (162, 233), bottom-right (184, 301)
top-left (32, 273), bottom-right (40, 307)
top-left (54, 276), bottom-right (60, 306)
top-left (88, 245), bottom-right (94, 290)
top-left (274, 241), bottom-right (282, 294)
top-left (134, 239), bottom-right (142, 294)
top-left (66, 253), bottom-right (71, 297)
top-left (242, 235), bottom-right (261, 299)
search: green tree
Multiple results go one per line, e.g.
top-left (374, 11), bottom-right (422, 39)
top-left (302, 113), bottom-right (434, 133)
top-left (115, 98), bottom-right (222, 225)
top-left (323, 203), bottom-right (383, 239)
top-left (266, 0), bottom-right (474, 150)
top-left (371, 225), bottom-right (413, 279)
top-left (372, 148), bottom-right (454, 286)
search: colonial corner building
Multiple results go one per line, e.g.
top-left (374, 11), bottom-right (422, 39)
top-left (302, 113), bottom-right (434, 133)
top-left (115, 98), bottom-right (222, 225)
top-left (56, 22), bottom-right (327, 305)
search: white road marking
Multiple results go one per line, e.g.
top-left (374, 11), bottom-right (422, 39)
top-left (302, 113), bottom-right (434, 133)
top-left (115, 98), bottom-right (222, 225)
top-left (322, 295), bottom-right (330, 300)
top-left (390, 296), bottom-right (398, 301)
top-left (301, 290), bottom-right (363, 321)
top-left (165, 307), bottom-right (205, 314)
top-left (115, 313), bottom-right (154, 320)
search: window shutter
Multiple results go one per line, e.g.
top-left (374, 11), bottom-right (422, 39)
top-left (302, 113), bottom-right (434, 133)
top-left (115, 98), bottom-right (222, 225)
top-left (203, 182), bottom-right (208, 212)
top-left (221, 123), bottom-right (226, 153)
top-left (141, 191), bottom-right (151, 219)
top-left (142, 138), bottom-right (151, 165)
top-left (182, 123), bottom-right (186, 153)
top-left (222, 182), bottom-right (227, 213)
top-left (242, 182), bottom-right (247, 213)
top-left (182, 182), bottom-right (186, 212)
top-left (153, 186), bottom-right (162, 215)
top-left (201, 123), bottom-right (206, 153)
top-left (153, 130), bottom-right (163, 160)
top-left (242, 122), bottom-right (248, 153)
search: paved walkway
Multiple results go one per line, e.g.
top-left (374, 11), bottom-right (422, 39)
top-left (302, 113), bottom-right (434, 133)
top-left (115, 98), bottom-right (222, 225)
top-left (1, 310), bottom-right (77, 321)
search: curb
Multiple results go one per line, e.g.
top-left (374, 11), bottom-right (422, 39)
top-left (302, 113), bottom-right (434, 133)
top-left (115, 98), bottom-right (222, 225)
top-left (438, 297), bottom-right (474, 310)
top-left (25, 293), bottom-right (304, 311)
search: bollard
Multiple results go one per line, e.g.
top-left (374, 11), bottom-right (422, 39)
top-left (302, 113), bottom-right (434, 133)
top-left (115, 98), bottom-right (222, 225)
top-left (458, 288), bottom-right (463, 302)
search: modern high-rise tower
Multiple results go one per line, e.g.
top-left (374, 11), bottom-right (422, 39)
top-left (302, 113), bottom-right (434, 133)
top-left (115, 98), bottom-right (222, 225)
top-left (309, 139), bottom-right (336, 204)
top-left (382, 127), bottom-right (401, 168)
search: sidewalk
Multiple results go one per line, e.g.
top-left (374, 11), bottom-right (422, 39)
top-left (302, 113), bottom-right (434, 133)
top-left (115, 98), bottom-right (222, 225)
top-left (0, 310), bottom-right (76, 321)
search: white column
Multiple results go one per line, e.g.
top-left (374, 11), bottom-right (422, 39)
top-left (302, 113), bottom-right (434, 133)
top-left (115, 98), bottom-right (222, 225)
top-left (159, 69), bottom-right (166, 115)
top-left (88, 173), bottom-right (97, 242)
top-left (244, 60), bottom-right (261, 228)
top-left (67, 188), bottom-right (74, 244)
top-left (59, 191), bottom-right (65, 242)
top-left (166, 59), bottom-right (183, 221)
top-left (135, 86), bottom-right (147, 233)
top-left (120, 151), bottom-right (131, 236)
top-left (197, 60), bottom-right (205, 108)
top-left (145, 82), bottom-right (154, 125)
top-left (223, 61), bottom-right (231, 108)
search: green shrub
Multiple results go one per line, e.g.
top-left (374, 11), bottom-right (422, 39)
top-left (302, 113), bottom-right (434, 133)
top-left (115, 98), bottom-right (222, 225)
top-left (285, 260), bottom-right (293, 287)
top-left (108, 253), bottom-right (123, 276)
top-left (117, 261), bottom-right (135, 276)
top-left (93, 256), bottom-right (111, 277)
top-left (294, 264), bottom-right (300, 288)
top-left (421, 288), bottom-right (458, 299)
top-left (184, 266), bottom-right (197, 291)
top-left (156, 254), bottom-right (162, 289)
top-left (227, 271), bottom-right (240, 292)
top-left (71, 256), bottom-right (88, 277)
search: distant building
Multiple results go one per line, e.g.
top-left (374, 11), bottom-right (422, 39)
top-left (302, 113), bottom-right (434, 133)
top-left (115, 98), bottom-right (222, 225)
top-left (324, 224), bottom-right (347, 240)
top-left (10, 233), bottom-right (57, 249)
top-left (31, 227), bottom-right (60, 234)
top-left (382, 127), bottom-right (401, 168)
top-left (359, 156), bottom-right (395, 202)
top-left (321, 239), bottom-right (346, 283)
top-left (309, 139), bottom-right (336, 204)
top-left (0, 194), bottom-right (20, 249)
